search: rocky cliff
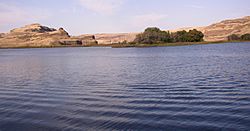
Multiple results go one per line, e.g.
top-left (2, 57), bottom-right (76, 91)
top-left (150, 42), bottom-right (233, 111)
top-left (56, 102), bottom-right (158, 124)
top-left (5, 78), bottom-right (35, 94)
top-left (0, 24), bottom-right (96, 48)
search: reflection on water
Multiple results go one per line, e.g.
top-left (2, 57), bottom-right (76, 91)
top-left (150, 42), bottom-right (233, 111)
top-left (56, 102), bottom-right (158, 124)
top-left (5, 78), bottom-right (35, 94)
top-left (0, 43), bottom-right (250, 130)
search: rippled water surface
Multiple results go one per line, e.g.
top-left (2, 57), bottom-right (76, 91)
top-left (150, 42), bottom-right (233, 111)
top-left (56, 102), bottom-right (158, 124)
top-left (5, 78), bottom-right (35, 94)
top-left (0, 43), bottom-right (250, 130)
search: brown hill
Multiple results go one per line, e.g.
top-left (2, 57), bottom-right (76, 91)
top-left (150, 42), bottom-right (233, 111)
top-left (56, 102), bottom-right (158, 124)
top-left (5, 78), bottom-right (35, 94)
top-left (170, 16), bottom-right (250, 41)
top-left (0, 24), bottom-right (96, 48)
top-left (202, 16), bottom-right (250, 41)
top-left (85, 16), bottom-right (250, 43)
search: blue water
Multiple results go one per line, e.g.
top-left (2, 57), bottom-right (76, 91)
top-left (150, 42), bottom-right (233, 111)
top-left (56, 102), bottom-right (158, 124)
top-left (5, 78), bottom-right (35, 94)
top-left (0, 43), bottom-right (250, 131)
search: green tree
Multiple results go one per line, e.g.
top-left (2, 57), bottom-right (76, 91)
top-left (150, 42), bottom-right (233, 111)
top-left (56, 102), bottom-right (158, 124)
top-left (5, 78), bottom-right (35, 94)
top-left (187, 29), bottom-right (204, 42)
top-left (241, 34), bottom-right (250, 41)
top-left (134, 27), bottom-right (204, 44)
top-left (134, 27), bottom-right (172, 44)
top-left (174, 30), bottom-right (188, 42)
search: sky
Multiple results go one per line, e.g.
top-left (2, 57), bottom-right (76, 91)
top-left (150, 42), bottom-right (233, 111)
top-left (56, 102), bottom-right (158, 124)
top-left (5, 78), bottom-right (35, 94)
top-left (0, 0), bottom-right (250, 35)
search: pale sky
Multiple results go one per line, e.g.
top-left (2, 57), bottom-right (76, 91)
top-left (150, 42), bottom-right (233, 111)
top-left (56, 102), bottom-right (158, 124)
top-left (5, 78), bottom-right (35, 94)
top-left (0, 0), bottom-right (250, 35)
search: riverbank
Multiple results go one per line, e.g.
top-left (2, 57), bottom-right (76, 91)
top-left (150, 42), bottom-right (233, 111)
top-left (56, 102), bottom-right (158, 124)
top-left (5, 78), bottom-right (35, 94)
top-left (111, 41), bottom-right (250, 48)
top-left (0, 41), bottom-right (249, 49)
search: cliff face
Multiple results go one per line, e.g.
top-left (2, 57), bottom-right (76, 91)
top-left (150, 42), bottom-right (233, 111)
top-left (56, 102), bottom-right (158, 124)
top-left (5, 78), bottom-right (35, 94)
top-left (0, 24), bottom-right (97, 48)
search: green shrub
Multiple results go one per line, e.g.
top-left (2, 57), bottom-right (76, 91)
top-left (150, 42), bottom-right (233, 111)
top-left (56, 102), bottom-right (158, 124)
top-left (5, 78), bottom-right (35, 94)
top-left (134, 27), bottom-right (172, 44)
top-left (228, 33), bottom-right (250, 41)
top-left (134, 27), bottom-right (204, 44)
top-left (241, 34), bottom-right (250, 41)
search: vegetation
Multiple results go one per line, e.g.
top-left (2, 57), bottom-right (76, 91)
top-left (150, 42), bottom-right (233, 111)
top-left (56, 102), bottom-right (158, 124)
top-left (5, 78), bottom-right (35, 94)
top-left (228, 33), bottom-right (250, 41)
top-left (241, 34), bottom-right (250, 41)
top-left (111, 41), bottom-right (227, 48)
top-left (134, 27), bottom-right (172, 44)
top-left (228, 34), bottom-right (240, 41)
top-left (134, 27), bottom-right (204, 44)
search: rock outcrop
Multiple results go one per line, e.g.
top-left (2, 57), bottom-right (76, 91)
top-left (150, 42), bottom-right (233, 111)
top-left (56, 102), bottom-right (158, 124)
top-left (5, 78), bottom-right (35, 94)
top-left (10, 23), bottom-right (57, 33)
top-left (0, 24), bottom-right (97, 48)
top-left (0, 33), bottom-right (4, 38)
top-left (72, 35), bottom-right (98, 46)
top-left (58, 39), bottom-right (82, 45)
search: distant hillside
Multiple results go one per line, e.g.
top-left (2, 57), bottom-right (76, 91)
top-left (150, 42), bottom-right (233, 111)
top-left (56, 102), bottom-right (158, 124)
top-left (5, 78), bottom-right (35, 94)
top-left (202, 16), bottom-right (250, 41)
top-left (171, 16), bottom-right (250, 41)
top-left (85, 16), bottom-right (250, 44)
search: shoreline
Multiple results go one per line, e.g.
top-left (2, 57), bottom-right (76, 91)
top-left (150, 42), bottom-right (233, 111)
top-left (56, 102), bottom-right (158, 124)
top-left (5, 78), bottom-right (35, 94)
top-left (0, 41), bottom-right (249, 49)
top-left (111, 41), bottom-right (250, 48)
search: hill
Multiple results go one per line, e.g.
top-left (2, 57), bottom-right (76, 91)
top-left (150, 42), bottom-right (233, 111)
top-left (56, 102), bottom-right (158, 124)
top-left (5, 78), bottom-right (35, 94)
top-left (0, 24), bottom-right (96, 48)
top-left (85, 16), bottom-right (250, 44)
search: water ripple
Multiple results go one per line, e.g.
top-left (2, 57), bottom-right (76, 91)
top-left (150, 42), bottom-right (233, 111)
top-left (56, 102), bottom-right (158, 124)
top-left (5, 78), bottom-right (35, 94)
top-left (0, 43), bottom-right (250, 130)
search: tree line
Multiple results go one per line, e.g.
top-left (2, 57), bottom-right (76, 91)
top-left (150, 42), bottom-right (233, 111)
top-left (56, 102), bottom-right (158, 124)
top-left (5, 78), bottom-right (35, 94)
top-left (133, 27), bottom-right (204, 44)
top-left (228, 34), bottom-right (250, 41)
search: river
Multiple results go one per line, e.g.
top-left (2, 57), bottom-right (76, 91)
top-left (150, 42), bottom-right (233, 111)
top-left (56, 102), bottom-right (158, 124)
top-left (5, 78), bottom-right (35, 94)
top-left (0, 42), bottom-right (250, 130)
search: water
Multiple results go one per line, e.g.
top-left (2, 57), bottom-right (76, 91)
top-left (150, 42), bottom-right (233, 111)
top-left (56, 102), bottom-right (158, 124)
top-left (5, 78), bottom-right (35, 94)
top-left (0, 42), bottom-right (250, 131)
